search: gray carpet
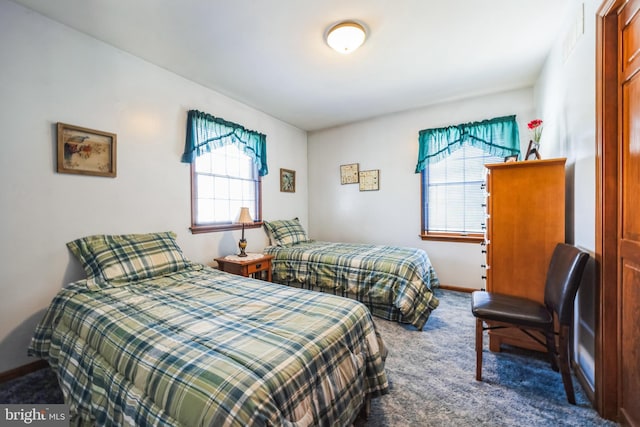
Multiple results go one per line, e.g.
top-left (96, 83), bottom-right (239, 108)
top-left (364, 290), bottom-right (616, 427)
top-left (0, 290), bottom-right (616, 426)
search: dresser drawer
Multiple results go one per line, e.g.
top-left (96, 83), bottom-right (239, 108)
top-left (247, 261), bottom-right (268, 274)
top-left (214, 254), bottom-right (274, 282)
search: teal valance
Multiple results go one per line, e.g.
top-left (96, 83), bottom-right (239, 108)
top-left (181, 110), bottom-right (268, 176)
top-left (415, 115), bottom-right (520, 173)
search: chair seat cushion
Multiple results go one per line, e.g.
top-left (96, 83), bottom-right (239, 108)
top-left (471, 291), bottom-right (553, 328)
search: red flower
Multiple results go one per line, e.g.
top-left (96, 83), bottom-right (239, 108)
top-left (527, 119), bottom-right (543, 130)
top-left (527, 119), bottom-right (543, 142)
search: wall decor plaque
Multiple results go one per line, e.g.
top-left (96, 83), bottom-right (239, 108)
top-left (340, 163), bottom-right (359, 184)
top-left (359, 169), bottom-right (379, 191)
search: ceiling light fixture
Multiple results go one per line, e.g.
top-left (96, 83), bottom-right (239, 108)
top-left (326, 21), bottom-right (366, 54)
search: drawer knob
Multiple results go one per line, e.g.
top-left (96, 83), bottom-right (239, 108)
top-left (255, 263), bottom-right (262, 269)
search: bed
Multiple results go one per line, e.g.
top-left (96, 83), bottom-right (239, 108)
top-left (263, 219), bottom-right (440, 331)
top-left (28, 232), bottom-right (389, 426)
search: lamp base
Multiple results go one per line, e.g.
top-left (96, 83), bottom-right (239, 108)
top-left (238, 238), bottom-right (248, 257)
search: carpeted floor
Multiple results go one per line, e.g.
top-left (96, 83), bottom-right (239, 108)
top-left (364, 290), bottom-right (615, 427)
top-left (0, 290), bottom-right (617, 426)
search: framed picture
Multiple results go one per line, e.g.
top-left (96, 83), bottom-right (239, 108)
top-left (340, 163), bottom-right (359, 184)
top-left (57, 122), bottom-right (117, 177)
top-left (524, 140), bottom-right (541, 161)
top-left (280, 168), bottom-right (295, 192)
top-left (359, 169), bottom-right (379, 191)
top-left (504, 155), bottom-right (518, 163)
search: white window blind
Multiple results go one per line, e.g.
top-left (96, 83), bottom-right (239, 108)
top-left (193, 144), bottom-right (259, 225)
top-left (425, 145), bottom-right (502, 234)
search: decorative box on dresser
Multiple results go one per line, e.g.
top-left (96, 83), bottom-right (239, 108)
top-left (482, 158), bottom-right (566, 353)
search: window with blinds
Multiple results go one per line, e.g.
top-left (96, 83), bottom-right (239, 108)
top-left (422, 145), bottom-right (502, 236)
top-left (192, 144), bottom-right (260, 229)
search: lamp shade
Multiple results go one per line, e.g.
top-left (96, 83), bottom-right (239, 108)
top-left (326, 21), bottom-right (366, 54)
top-left (237, 207), bottom-right (253, 224)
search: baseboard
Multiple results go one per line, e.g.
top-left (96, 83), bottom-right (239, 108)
top-left (0, 359), bottom-right (48, 384)
top-left (438, 284), bottom-right (476, 293)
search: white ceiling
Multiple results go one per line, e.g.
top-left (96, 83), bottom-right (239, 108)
top-left (11, 0), bottom-right (571, 131)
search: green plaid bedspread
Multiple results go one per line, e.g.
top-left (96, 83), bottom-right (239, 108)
top-left (264, 241), bottom-right (440, 331)
top-left (29, 265), bottom-right (389, 426)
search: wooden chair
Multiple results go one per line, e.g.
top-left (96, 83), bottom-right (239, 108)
top-left (471, 243), bottom-right (589, 404)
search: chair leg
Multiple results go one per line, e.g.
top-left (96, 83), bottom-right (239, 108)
top-left (558, 325), bottom-right (576, 404)
top-left (544, 327), bottom-right (559, 372)
top-left (475, 318), bottom-right (483, 381)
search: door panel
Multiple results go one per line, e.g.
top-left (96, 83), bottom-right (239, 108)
top-left (620, 257), bottom-right (640, 425)
top-left (619, 1), bottom-right (640, 424)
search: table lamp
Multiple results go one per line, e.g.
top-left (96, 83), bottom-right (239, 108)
top-left (236, 207), bottom-right (253, 257)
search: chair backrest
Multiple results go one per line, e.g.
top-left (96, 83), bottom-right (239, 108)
top-left (543, 243), bottom-right (589, 326)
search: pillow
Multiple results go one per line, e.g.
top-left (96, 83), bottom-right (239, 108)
top-left (67, 234), bottom-right (111, 285)
top-left (67, 232), bottom-right (191, 290)
top-left (263, 218), bottom-right (308, 246)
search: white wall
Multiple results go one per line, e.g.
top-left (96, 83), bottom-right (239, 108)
top-left (308, 88), bottom-right (535, 289)
top-left (0, 0), bottom-right (308, 372)
top-left (534, 0), bottom-right (597, 389)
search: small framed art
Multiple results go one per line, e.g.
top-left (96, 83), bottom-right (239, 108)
top-left (340, 163), bottom-right (359, 184)
top-left (504, 155), bottom-right (518, 163)
top-left (524, 141), bottom-right (541, 160)
top-left (359, 169), bottom-right (379, 191)
top-left (280, 168), bottom-right (295, 192)
top-left (57, 122), bottom-right (117, 177)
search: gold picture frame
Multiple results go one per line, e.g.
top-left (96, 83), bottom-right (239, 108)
top-left (57, 122), bottom-right (117, 177)
top-left (340, 163), bottom-right (359, 184)
top-left (280, 168), bottom-right (295, 192)
top-left (359, 169), bottom-right (379, 191)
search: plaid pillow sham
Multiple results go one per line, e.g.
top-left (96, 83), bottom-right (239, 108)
top-left (67, 232), bottom-right (192, 290)
top-left (67, 235), bottom-right (109, 285)
top-left (263, 218), bottom-right (308, 246)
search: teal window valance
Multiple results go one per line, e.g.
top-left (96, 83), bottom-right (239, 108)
top-left (181, 110), bottom-right (268, 176)
top-left (415, 115), bottom-right (520, 173)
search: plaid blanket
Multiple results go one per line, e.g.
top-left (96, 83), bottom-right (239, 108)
top-left (264, 241), bottom-right (440, 330)
top-left (29, 266), bottom-right (388, 426)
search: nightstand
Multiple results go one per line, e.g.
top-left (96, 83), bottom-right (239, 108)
top-left (214, 254), bottom-right (274, 282)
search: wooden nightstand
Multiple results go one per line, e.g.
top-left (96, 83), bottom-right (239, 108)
top-left (214, 254), bottom-right (274, 282)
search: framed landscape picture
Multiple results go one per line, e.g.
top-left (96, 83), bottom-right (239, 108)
top-left (57, 122), bottom-right (117, 177)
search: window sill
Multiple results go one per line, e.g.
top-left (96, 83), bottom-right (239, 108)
top-left (419, 232), bottom-right (484, 243)
top-left (190, 222), bottom-right (263, 235)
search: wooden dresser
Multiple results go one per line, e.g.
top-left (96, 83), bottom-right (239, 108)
top-left (483, 158), bottom-right (566, 352)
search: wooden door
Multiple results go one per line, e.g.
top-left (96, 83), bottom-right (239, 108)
top-left (619, 1), bottom-right (640, 424)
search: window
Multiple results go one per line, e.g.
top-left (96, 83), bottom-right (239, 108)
top-left (422, 145), bottom-right (502, 241)
top-left (415, 115), bottom-right (520, 242)
top-left (191, 144), bottom-right (261, 232)
top-left (182, 110), bottom-right (268, 234)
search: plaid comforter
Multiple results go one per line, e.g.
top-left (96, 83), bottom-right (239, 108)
top-left (29, 265), bottom-right (388, 426)
top-left (264, 241), bottom-right (440, 330)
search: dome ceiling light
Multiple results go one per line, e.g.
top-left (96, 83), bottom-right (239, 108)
top-left (326, 21), bottom-right (367, 54)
